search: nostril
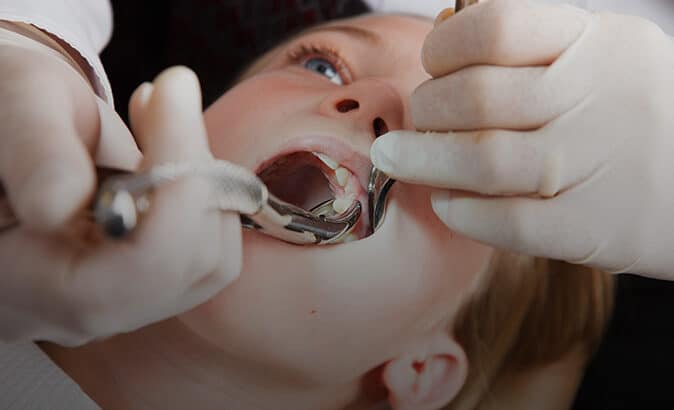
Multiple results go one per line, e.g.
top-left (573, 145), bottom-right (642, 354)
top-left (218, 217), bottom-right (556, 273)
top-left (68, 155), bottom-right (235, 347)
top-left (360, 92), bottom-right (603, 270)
top-left (373, 117), bottom-right (389, 138)
top-left (336, 99), bottom-right (360, 113)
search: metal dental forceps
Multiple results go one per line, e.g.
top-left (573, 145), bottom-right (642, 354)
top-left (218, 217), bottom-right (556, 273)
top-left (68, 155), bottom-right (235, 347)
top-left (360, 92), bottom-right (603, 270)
top-left (455, 0), bottom-right (479, 11)
top-left (367, 167), bottom-right (395, 234)
top-left (366, 0), bottom-right (479, 233)
top-left (0, 161), bottom-right (361, 245)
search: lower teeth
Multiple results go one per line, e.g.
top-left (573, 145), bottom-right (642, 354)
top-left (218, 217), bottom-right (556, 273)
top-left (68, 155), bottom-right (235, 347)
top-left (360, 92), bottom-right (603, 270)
top-left (310, 197), bottom-right (357, 217)
top-left (332, 197), bottom-right (355, 214)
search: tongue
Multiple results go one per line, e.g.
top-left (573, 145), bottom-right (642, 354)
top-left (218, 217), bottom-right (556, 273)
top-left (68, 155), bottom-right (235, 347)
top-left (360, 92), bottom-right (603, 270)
top-left (258, 152), bottom-right (334, 210)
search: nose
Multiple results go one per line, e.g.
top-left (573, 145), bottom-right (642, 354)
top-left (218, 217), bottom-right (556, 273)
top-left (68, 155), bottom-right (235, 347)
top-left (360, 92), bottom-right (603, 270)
top-left (318, 79), bottom-right (405, 139)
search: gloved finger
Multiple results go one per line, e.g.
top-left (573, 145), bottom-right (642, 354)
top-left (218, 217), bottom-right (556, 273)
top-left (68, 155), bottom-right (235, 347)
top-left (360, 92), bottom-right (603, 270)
top-left (63, 67), bottom-right (242, 337)
top-left (94, 96), bottom-right (143, 171)
top-left (0, 67), bottom-right (98, 231)
top-left (128, 81), bottom-right (153, 139)
top-left (428, 188), bottom-right (642, 273)
top-left (129, 65), bottom-right (241, 289)
top-left (134, 66), bottom-right (213, 163)
top-left (371, 129), bottom-right (563, 196)
top-left (423, 0), bottom-right (588, 77)
top-left (430, 190), bottom-right (578, 263)
top-left (412, 65), bottom-right (582, 131)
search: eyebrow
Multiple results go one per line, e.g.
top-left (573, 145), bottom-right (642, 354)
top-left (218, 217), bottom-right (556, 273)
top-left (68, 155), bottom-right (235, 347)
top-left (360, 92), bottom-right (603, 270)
top-left (300, 24), bottom-right (382, 46)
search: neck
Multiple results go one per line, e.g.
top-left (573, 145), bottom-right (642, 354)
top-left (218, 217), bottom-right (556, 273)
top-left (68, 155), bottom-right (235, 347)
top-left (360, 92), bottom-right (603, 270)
top-left (40, 319), bottom-right (371, 410)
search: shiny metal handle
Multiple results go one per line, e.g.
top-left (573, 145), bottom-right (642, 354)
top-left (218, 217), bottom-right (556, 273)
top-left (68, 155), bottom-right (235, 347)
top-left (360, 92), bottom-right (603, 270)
top-left (0, 163), bottom-right (266, 238)
top-left (368, 167), bottom-right (395, 234)
top-left (0, 168), bottom-right (135, 235)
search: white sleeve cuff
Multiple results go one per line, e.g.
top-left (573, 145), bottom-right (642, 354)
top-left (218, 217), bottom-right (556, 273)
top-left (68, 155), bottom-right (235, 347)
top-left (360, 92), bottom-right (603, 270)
top-left (0, 342), bottom-right (100, 410)
top-left (0, 0), bottom-right (114, 105)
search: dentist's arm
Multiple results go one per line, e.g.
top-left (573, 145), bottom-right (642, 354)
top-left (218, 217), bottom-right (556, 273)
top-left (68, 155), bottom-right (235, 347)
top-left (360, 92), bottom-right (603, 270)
top-left (371, 0), bottom-right (674, 280)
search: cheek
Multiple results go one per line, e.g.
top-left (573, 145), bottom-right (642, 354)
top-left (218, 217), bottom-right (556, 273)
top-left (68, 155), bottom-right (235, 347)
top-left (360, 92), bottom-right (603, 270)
top-left (395, 69), bottom-right (432, 130)
top-left (204, 74), bottom-right (322, 167)
top-left (375, 185), bottom-right (494, 321)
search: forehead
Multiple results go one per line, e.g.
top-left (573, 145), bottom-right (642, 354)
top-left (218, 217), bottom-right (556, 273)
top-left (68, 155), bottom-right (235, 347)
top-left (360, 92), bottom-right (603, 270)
top-left (307, 13), bottom-right (433, 47)
top-left (239, 13), bottom-right (432, 81)
top-left (328, 12), bottom-right (433, 30)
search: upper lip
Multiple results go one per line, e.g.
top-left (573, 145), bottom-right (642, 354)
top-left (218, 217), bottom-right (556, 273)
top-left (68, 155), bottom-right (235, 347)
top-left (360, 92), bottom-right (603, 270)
top-left (253, 135), bottom-right (373, 195)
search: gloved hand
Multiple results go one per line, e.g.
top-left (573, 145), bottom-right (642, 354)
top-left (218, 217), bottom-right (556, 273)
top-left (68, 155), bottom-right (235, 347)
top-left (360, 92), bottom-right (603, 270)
top-left (0, 23), bottom-right (242, 345)
top-left (370, 0), bottom-right (674, 280)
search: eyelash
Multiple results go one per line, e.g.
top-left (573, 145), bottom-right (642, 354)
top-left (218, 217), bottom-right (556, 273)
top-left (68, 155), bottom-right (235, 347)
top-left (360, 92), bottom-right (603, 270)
top-left (286, 42), bottom-right (352, 84)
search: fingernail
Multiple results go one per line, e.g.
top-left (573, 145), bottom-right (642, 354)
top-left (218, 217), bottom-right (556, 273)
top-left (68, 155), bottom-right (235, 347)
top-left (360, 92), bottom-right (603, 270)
top-left (135, 82), bottom-right (154, 108)
top-left (152, 66), bottom-right (203, 112)
top-left (431, 190), bottom-right (452, 224)
top-left (370, 132), bottom-right (400, 173)
top-left (434, 7), bottom-right (455, 26)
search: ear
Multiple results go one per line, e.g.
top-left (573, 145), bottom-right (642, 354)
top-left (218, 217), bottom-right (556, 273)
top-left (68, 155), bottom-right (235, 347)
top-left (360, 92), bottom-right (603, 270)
top-left (382, 332), bottom-right (468, 410)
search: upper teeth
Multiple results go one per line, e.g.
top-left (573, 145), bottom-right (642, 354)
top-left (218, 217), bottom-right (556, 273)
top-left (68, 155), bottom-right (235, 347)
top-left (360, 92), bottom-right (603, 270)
top-left (332, 196), bottom-right (356, 214)
top-left (311, 152), bottom-right (359, 215)
top-left (313, 152), bottom-right (339, 170)
top-left (312, 152), bottom-right (353, 188)
top-left (335, 168), bottom-right (350, 187)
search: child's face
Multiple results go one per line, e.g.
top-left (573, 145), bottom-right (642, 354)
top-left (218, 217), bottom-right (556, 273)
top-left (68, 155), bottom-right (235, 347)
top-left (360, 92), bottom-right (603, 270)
top-left (180, 14), bottom-right (493, 384)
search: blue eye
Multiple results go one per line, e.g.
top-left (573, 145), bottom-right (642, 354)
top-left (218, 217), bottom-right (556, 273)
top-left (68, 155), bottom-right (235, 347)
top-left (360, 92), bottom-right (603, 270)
top-left (304, 57), bottom-right (344, 85)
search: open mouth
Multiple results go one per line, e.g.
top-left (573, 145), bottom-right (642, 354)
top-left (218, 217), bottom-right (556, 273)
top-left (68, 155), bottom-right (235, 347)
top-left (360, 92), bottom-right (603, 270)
top-left (256, 149), bottom-right (370, 243)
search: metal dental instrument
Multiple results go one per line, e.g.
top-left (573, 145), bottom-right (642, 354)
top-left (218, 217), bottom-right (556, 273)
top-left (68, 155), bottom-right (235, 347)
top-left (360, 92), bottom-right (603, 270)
top-left (0, 162), bottom-right (361, 245)
top-left (366, 0), bottom-right (478, 234)
top-left (455, 0), bottom-right (479, 11)
top-left (367, 166), bottom-right (395, 233)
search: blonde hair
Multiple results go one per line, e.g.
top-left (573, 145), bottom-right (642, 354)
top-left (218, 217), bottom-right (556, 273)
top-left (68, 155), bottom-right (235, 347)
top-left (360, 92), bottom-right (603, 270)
top-left (447, 253), bottom-right (614, 409)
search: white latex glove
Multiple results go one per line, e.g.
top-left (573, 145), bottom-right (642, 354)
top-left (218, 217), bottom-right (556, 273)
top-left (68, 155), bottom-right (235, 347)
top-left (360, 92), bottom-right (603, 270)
top-left (0, 23), bottom-right (243, 345)
top-left (370, 0), bottom-right (674, 280)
